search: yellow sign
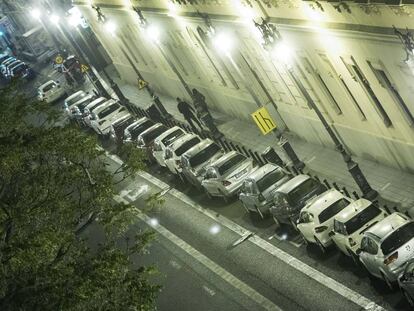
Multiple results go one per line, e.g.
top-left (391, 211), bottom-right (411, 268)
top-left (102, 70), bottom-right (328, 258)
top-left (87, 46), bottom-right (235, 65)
top-left (251, 106), bottom-right (276, 135)
top-left (55, 55), bottom-right (63, 64)
top-left (138, 79), bottom-right (148, 90)
top-left (80, 64), bottom-right (89, 73)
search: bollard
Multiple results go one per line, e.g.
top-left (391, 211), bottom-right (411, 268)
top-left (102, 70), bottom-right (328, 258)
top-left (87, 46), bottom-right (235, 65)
top-left (223, 140), bottom-right (232, 151)
top-left (332, 182), bottom-right (340, 191)
top-left (352, 191), bottom-right (360, 199)
top-left (341, 187), bottom-right (350, 197)
top-left (253, 151), bottom-right (265, 165)
top-left (383, 205), bottom-right (391, 214)
top-left (298, 167), bottom-right (304, 174)
top-left (241, 146), bottom-right (250, 158)
top-left (405, 211), bottom-right (411, 218)
top-left (313, 175), bottom-right (321, 183)
top-left (393, 206), bottom-right (400, 213)
top-left (261, 146), bottom-right (284, 167)
top-left (323, 179), bottom-right (331, 189)
top-left (234, 144), bottom-right (243, 154)
top-left (229, 141), bottom-right (237, 151)
top-left (291, 166), bottom-right (299, 175)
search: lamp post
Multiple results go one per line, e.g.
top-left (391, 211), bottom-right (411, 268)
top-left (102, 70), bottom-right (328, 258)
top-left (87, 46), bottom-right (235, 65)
top-left (199, 14), bottom-right (303, 169)
top-left (133, 7), bottom-right (222, 138)
top-left (255, 19), bottom-right (377, 200)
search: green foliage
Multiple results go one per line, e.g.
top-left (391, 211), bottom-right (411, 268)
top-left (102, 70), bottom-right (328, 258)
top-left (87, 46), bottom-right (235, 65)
top-left (0, 86), bottom-right (161, 310)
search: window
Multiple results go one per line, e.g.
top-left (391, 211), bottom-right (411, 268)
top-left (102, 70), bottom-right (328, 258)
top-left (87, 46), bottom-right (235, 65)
top-left (381, 222), bottom-right (414, 255)
top-left (334, 220), bottom-right (347, 235)
top-left (130, 120), bottom-right (154, 139)
top-left (318, 198), bottom-right (350, 224)
top-left (161, 129), bottom-right (185, 146)
top-left (189, 143), bottom-right (221, 168)
top-left (217, 154), bottom-right (246, 176)
top-left (299, 56), bottom-right (342, 114)
top-left (344, 205), bottom-right (381, 235)
top-left (175, 137), bottom-right (201, 156)
top-left (256, 169), bottom-right (286, 192)
top-left (287, 179), bottom-right (320, 207)
top-left (368, 61), bottom-right (414, 127)
top-left (318, 53), bottom-right (366, 120)
top-left (142, 126), bottom-right (168, 145)
top-left (341, 56), bottom-right (392, 127)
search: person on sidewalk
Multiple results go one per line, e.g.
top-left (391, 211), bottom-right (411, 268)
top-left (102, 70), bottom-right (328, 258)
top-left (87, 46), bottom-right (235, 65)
top-left (177, 97), bottom-right (203, 132)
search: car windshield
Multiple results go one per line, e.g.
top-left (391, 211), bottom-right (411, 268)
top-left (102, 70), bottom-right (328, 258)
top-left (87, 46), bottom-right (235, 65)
top-left (318, 198), bottom-right (350, 224)
top-left (98, 103), bottom-right (121, 119)
top-left (218, 154), bottom-right (246, 176)
top-left (287, 179), bottom-right (319, 207)
top-left (189, 143), bottom-right (221, 168)
top-left (130, 120), bottom-right (154, 139)
top-left (13, 64), bottom-right (26, 73)
top-left (344, 204), bottom-right (381, 235)
top-left (142, 126), bottom-right (167, 145)
top-left (175, 137), bottom-right (201, 156)
top-left (67, 93), bottom-right (87, 106)
top-left (161, 129), bottom-right (184, 146)
top-left (381, 222), bottom-right (414, 255)
top-left (256, 169), bottom-right (285, 192)
top-left (114, 116), bottom-right (134, 131)
top-left (76, 99), bottom-right (93, 112)
top-left (43, 82), bottom-right (56, 93)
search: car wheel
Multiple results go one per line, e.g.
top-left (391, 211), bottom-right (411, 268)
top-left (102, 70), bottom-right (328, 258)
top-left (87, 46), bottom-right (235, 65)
top-left (381, 272), bottom-right (395, 290)
top-left (403, 289), bottom-right (414, 307)
top-left (314, 236), bottom-right (326, 253)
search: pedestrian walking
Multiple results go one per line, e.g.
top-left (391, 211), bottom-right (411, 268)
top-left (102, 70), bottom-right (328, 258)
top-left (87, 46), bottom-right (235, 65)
top-left (177, 97), bottom-right (203, 131)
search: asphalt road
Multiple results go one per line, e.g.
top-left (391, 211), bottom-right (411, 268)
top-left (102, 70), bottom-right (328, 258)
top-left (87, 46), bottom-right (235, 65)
top-left (22, 64), bottom-right (412, 311)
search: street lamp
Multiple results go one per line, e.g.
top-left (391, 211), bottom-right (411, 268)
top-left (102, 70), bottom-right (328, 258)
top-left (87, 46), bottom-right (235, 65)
top-left (50, 14), bottom-right (60, 26)
top-left (31, 9), bottom-right (41, 20)
top-left (254, 19), bottom-right (377, 200)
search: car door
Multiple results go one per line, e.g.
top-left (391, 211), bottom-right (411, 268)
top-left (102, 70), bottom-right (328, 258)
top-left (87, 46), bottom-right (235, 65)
top-left (239, 180), bottom-right (259, 212)
top-left (202, 168), bottom-right (220, 195)
top-left (331, 220), bottom-right (348, 254)
top-left (297, 212), bottom-right (315, 242)
top-left (359, 236), bottom-right (380, 277)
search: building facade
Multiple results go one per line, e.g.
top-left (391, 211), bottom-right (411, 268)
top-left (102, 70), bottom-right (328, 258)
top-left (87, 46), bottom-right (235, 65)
top-left (75, 0), bottom-right (414, 172)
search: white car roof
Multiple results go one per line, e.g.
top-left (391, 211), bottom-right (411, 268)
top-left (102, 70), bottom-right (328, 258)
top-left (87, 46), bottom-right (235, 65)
top-left (69, 94), bottom-right (94, 108)
top-left (65, 90), bottom-right (86, 102)
top-left (169, 133), bottom-right (199, 151)
top-left (98, 110), bottom-right (130, 130)
top-left (334, 198), bottom-right (373, 223)
top-left (154, 126), bottom-right (184, 144)
top-left (85, 97), bottom-right (108, 111)
top-left (244, 163), bottom-right (280, 182)
top-left (182, 139), bottom-right (214, 158)
top-left (92, 100), bottom-right (118, 115)
top-left (210, 151), bottom-right (243, 167)
top-left (365, 213), bottom-right (410, 241)
top-left (39, 80), bottom-right (56, 91)
top-left (276, 174), bottom-right (311, 194)
top-left (302, 189), bottom-right (347, 216)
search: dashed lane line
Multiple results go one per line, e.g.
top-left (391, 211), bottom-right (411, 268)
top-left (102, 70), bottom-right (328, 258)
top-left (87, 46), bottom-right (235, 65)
top-left (107, 152), bottom-right (387, 311)
top-left (114, 194), bottom-right (283, 311)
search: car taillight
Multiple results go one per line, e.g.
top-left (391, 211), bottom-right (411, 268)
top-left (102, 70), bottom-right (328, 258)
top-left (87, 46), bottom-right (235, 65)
top-left (348, 237), bottom-right (357, 247)
top-left (222, 180), bottom-right (231, 187)
top-left (315, 226), bottom-right (328, 233)
top-left (384, 252), bottom-right (398, 266)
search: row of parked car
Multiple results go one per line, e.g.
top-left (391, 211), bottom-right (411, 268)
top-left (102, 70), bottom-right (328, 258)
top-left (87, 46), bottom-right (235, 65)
top-left (0, 54), bottom-right (35, 82)
top-left (56, 86), bottom-right (414, 307)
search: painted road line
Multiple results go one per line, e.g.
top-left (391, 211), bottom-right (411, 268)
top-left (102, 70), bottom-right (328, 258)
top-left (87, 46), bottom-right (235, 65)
top-left (114, 194), bottom-right (283, 311)
top-left (380, 182), bottom-right (391, 191)
top-left (107, 152), bottom-right (387, 311)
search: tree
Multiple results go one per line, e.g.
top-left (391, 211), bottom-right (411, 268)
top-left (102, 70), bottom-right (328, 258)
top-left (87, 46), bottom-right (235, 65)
top-left (0, 85), bottom-right (161, 310)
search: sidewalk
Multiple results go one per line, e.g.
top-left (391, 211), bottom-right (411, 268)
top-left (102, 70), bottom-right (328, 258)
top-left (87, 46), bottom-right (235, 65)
top-left (104, 73), bottom-right (414, 214)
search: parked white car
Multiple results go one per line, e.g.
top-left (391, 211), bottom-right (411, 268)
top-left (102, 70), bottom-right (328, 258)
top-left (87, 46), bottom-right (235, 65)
top-left (201, 151), bottom-right (257, 201)
top-left (152, 126), bottom-right (186, 167)
top-left (164, 133), bottom-right (201, 175)
top-left (297, 189), bottom-right (352, 252)
top-left (64, 90), bottom-right (87, 109)
top-left (65, 94), bottom-right (95, 120)
top-left (109, 114), bottom-right (136, 145)
top-left (37, 80), bottom-right (67, 103)
top-left (82, 97), bottom-right (108, 127)
top-left (123, 117), bottom-right (155, 144)
top-left (358, 213), bottom-right (414, 288)
top-left (137, 124), bottom-right (168, 162)
top-left (330, 199), bottom-right (387, 262)
top-left (239, 164), bottom-right (291, 219)
top-left (89, 101), bottom-right (129, 136)
top-left (181, 139), bottom-right (224, 189)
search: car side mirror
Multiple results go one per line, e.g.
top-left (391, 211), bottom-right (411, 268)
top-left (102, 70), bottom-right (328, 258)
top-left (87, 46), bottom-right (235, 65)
top-left (296, 219), bottom-right (301, 225)
top-left (356, 248), bottom-right (362, 255)
top-left (328, 231), bottom-right (335, 237)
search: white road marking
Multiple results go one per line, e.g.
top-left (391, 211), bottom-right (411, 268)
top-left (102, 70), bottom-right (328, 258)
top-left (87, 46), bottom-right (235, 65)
top-left (169, 259), bottom-right (182, 270)
top-left (202, 285), bottom-right (216, 297)
top-left (107, 152), bottom-right (387, 311)
top-left (114, 195), bottom-right (283, 311)
top-left (306, 156), bottom-right (316, 164)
